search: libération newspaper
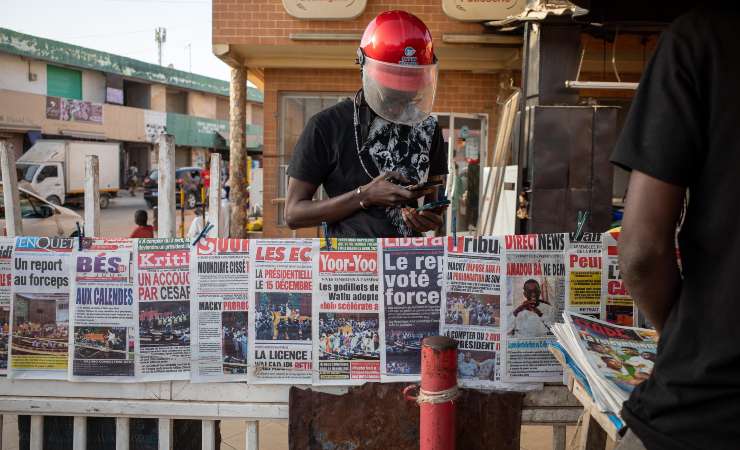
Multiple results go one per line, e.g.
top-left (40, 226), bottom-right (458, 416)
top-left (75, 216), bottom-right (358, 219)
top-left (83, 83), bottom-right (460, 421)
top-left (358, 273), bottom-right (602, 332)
top-left (441, 236), bottom-right (503, 388)
top-left (9, 236), bottom-right (74, 379)
top-left (601, 231), bottom-right (635, 326)
top-left (379, 237), bottom-right (444, 382)
top-left (190, 238), bottom-right (250, 383)
top-left (565, 232), bottom-right (603, 318)
top-left (69, 239), bottom-right (135, 381)
top-left (134, 238), bottom-right (191, 381)
top-left (249, 239), bottom-right (314, 384)
top-left (313, 238), bottom-right (380, 385)
top-left (502, 233), bottom-right (566, 383)
top-left (0, 237), bottom-right (13, 376)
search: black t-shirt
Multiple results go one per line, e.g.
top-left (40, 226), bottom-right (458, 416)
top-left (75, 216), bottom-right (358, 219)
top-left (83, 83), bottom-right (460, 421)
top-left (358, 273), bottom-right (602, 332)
top-left (611, 8), bottom-right (740, 450)
top-left (288, 95), bottom-right (447, 238)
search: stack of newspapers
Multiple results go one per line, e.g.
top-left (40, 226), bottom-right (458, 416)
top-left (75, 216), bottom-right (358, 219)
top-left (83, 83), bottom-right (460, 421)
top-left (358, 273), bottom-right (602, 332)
top-left (551, 312), bottom-right (658, 417)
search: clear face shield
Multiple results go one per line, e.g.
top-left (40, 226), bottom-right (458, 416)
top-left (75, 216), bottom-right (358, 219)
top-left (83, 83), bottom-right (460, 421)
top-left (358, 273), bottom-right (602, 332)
top-left (362, 56), bottom-right (439, 126)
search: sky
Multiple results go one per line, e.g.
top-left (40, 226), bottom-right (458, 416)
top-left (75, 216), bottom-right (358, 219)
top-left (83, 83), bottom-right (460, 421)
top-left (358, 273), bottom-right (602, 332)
top-left (2, 0), bottom-right (238, 83)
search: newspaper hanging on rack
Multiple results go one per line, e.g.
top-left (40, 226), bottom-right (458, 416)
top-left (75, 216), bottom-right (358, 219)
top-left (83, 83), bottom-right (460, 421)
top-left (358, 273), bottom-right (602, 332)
top-left (135, 238), bottom-right (191, 380)
top-left (249, 239), bottom-right (314, 384)
top-left (313, 238), bottom-right (380, 385)
top-left (379, 237), bottom-right (444, 382)
top-left (69, 239), bottom-right (135, 381)
top-left (190, 238), bottom-right (250, 383)
top-left (441, 236), bottom-right (503, 388)
top-left (601, 230), bottom-right (635, 326)
top-left (0, 237), bottom-right (13, 376)
top-left (565, 232), bottom-right (603, 317)
top-left (502, 233), bottom-right (566, 383)
top-left (9, 236), bottom-right (74, 379)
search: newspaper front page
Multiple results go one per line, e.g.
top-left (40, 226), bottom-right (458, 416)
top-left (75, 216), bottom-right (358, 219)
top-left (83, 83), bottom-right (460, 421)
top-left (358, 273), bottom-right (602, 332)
top-left (313, 238), bottom-right (380, 385)
top-left (502, 233), bottom-right (566, 383)
top-left (249, 239), bottom-right (315, 384)
top-left (190, 238), bottom-right (250, 383)
top-left (565, 232), bottom-right (603, 317)
top-left (9, 236), bottom-right (74, 379)
top-left (601, 231), bottom-right (635, 326)
top-left (379, 237), bottom-right (444, 382)
top-left (563, 312), bottom-right (657, 413)
top-left (0, 237), bottom-right (13, 376)
top-left (69, 245), bottom-right (135, 381)
top-left (135, 238), bottom-right (191, 381)
top-left (441, 236), bottom-right (503, 388)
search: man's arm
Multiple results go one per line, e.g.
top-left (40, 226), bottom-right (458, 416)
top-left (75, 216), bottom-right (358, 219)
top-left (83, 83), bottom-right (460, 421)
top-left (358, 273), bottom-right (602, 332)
top-left (284, 172), bottom-right (425, 229)
top-left (619, 170), bottom-right (685, 333)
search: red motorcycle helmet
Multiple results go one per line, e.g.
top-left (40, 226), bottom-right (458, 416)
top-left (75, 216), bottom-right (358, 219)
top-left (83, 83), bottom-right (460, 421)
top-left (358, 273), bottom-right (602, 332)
top-left (358, 11), bottom-right (439, 125)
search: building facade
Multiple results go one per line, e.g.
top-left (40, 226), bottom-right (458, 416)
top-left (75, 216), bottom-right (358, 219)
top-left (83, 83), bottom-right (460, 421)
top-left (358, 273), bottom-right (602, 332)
top-left (0, 27), bottom-right (264, 185)
top-left (211, 1), bottom-right (655, 238)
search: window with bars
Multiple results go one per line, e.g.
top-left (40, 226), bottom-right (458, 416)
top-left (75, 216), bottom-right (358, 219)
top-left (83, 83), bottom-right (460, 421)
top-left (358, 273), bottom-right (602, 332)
top-left (276, 93), bottom-right (350, 225)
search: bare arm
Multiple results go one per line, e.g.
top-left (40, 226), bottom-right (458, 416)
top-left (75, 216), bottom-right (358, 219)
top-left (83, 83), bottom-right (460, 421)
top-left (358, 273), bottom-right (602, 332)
top-left (619, 170), bottom-right (685, 333)
top-left (284, 172), bottom-right (426, 229)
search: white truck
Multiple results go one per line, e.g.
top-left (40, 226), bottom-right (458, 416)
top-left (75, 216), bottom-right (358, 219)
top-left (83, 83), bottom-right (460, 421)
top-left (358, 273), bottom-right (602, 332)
top-left (16, 140), bottom-right (120, 209)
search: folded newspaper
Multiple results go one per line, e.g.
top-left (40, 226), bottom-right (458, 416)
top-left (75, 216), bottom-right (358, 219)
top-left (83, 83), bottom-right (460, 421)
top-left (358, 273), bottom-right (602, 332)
top-left (551, 312), bottom-right (657, 418)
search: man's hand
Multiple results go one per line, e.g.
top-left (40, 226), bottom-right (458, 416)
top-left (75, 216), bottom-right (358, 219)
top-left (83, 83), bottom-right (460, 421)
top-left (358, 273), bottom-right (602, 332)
top-left (401, 207), bottom-right (445, 233)
top-left (361, 172), bottom-right (428, 208)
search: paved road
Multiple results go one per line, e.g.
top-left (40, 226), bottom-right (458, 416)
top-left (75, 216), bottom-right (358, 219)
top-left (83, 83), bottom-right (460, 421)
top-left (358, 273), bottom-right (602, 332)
top-left (79, 190), bottom-right (196, 238)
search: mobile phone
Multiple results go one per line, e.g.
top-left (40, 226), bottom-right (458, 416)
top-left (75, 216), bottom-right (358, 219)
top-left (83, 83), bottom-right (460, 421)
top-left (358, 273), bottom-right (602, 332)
top-left (416, 199), bottom-right (450, 212)
top-left (406, 180), bottom-right (444, 191)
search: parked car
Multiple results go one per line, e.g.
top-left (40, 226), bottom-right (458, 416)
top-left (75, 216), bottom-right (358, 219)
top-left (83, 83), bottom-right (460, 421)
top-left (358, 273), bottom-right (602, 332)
top-left (142, 166), bottom-right (204, 209)
top-left (0, 181), bottom-right (83, 237)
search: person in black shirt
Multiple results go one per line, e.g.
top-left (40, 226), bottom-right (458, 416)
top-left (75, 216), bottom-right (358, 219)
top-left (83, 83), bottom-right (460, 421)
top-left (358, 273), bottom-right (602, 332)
top-left (613, 6), bottom-right (740, 450)
top-left (285, 11), bottom-right (448, 238)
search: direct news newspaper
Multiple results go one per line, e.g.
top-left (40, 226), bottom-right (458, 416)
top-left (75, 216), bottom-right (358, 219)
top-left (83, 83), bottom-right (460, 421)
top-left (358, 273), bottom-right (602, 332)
top-left (69, 239), bottom-right (135, 381)
top-left (190, 238), bottom-right (250, 383)
top-left (502, 233), bottom-right (566, 383)
top-left (379, 237), bottom-right (444, 382)
top-left (441, 236), bottom-right (503, 388)
top-left (313, 238), bottom-right (380, 385)
top-left (134, 238), bottom-right (191, 381)
top-left (249, 239), bottom-right (314, 384)
top-left (9, 236), bottom-right (74, 379)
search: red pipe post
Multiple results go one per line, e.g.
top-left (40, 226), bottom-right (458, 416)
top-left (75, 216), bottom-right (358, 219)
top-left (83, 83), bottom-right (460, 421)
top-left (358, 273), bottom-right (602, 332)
top-left (418, 335), bottom-right (459, 450)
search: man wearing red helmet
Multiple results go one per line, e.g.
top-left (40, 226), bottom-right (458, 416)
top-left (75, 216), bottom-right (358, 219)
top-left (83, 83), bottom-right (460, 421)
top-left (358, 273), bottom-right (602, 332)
top-left (285, 10), bottom-right (448, 238)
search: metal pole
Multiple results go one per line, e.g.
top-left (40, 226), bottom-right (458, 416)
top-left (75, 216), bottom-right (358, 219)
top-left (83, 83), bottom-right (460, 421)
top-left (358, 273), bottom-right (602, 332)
top-left (208, 153), bottom-right (222, 237)
top-left (0, 141), bottom-right (23, 236)
top-left (405, 336), bottom-right (458, 450)
top-left (84, 155), bottom-right (100, 237)
top-left (157, 133), bottom-right (176, 238)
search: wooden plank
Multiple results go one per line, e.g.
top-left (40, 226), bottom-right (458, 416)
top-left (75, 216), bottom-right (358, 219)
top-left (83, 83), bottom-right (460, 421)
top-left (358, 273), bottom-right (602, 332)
top-left (30, 415), bottom-right (43, 450)
top-left (169, 381), bottom-right (346, 403)
top-left (0, 379), bottom-right (171, 400)
top-left (116, 417), bottom-right (130, 450)
top-left (579, 411), bottom-right (607, 450)
top-left (523, 385), bottom-right (581, 407)
top-left (207, 154), bottom-right (222, 237)
top-left (73, 416), bottom-right (87, 450)
top-left (521, 407), bottom-right (583, 424)
top-left (157, 133), bottom-right (176, 238)
top-left (84, 155), bottom-right (101, 236)
top-left (0, 397), bottom-right (288, 420)
top-left (0, 140), bottom-right (23, 236)
top-left (202, 420), bottom-right (216, 450)
top-left (158, 418), bottom-right (173, 450)
top-left (245, 421), bottom-right (259, 450)
top-left (553, 424), bottom-right (567, 450)
top-left (571, 382), bottom-right (621, 442)
top-left (442, 33), bottom-right (522, 45)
